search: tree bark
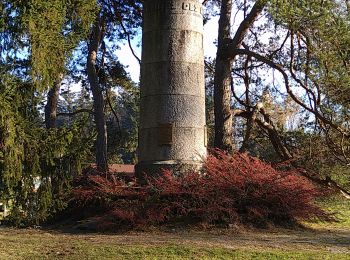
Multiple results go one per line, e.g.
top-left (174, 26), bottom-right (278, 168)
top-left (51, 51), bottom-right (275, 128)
top-left (87, 16), bottom-right (108, 172)
top-left (214, 0), bottom-right (234, 152)
top-left (45, 76), bottom-right (62, 129)
top-left (214, 0), bottom-right (266, 152)
top-left (233, 107), bottom-right (293, 160)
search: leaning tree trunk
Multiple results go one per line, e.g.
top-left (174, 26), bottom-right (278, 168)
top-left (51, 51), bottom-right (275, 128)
top-left (87, 16), bottom-right (108, 172)
top-left (214, 0), bottom-right (234, 152)
top-left (45, 75), bottom-right (62, 129)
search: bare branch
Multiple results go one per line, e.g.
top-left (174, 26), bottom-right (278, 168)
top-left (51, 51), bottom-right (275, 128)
top-left (205, 59), bottom-right (215, 74)
top-left (120, 20), bottom-right (141, 65)
top-left (228, 0), bottom-right (267, 52)
top-left (232, 48), bottom-right (350, 137)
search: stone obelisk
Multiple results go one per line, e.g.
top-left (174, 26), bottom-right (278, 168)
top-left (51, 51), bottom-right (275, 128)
top-left (136, 0), bottom-right (207, 175)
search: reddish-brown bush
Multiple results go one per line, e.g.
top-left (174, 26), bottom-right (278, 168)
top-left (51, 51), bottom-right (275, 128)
top-left (68, 150), bottom-right (331, 230)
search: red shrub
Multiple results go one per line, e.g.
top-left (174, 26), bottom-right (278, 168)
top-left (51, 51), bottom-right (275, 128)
top-left (68, 150), bottom-right (331, 230)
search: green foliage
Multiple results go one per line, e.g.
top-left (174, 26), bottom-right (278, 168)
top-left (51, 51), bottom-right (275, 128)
top-left (0, 71), bottom-right (93, 226)
top-left (101, 59), bottom-right (140, 164)
top-left (0, 73), bottom-right (28, 193)
top-left (277, 130), bottom-right (350, 189)
top-left (113, 85), bottom-right (139, 164)
top-left (23, 0), bottom-right (97, 89)
top-left (320, 165), bottom-right (350, 190)
top-left (106, 85), bottom-right (139, 164)
top-left (270, 0), bottom-right (350, 107)
top-left (228, 0), bottom-right (350, 187)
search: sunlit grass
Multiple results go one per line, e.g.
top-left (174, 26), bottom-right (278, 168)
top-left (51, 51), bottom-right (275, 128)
top-left (0, 230), bottom-right (349, 260)
top-left (0, 196), bottom-right (349, 259)
top-left (305, 196), bottom-right (350, 229)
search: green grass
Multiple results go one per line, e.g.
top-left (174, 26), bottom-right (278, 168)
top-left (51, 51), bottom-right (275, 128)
top-left (305, 196), bottom-right (350, 229)
top-left (0, 232), bottom-right (348, 260)
top-left (28, 246), bottom-right (348, 260)
top-left (0, 196), bottom-right (349, 259)
top-left (326, 196), bottom-right (350, 228)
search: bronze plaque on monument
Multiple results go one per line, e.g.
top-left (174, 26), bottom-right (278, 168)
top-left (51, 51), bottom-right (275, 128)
top-left (158, 123), bottom-right (174, 145)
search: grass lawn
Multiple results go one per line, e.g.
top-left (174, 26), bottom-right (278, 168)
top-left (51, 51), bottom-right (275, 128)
top-left (306, 196), bottom-right (350, 229)
top-left (0, 197), bottom-right (349, 259)
top-left (0, 228), bottom-right (349, 259)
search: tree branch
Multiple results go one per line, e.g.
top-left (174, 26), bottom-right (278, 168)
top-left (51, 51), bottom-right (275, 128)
top-left (227, 0), bottom-right (267, 53)
top-left (232, 48), bottom-right (350, 137)
top-left (120, 20), bottom-right (141, 65)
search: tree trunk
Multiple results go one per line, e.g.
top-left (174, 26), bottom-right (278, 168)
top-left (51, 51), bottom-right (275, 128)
top-left (87, 16), bottom-right (108, 172)
top-left (214, 0), bottom-right (266, 152)
top-left (45, 76), bottom-right (62, 129)
top-left (214, 0), bottom-right (234, 152)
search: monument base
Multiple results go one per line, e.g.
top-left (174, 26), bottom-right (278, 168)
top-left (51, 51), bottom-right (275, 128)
top-left (135, 160), bottom-right (203, 181)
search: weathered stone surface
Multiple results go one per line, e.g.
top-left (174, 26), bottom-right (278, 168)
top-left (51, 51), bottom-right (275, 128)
top-left (139, 126), bottom-right (207, 162)
top-left (141, 62), bottom-right (205, 97)
top-left (140, 95), bottom-right (205, 128)
top-left (142, 31), bottom-right (203, 63)
top-left (137, 0), bottom-right (206, 175)
top-left (143, 0), bottom-right (203, 33)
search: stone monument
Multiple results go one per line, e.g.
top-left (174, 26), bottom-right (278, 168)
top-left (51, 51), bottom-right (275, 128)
top-left (136, 0), bottom-right (207, 175)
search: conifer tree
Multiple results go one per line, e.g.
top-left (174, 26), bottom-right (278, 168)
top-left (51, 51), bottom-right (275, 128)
top-left (0, 0), bottom-right (97, 224)
top-left (86, 0), bottom-right (141, 171)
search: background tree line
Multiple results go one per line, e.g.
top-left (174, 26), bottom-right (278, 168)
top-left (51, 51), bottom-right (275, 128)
top-left (0, 0), bottom-right (349, 225)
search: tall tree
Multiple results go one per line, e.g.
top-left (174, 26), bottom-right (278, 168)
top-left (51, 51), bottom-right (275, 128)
top-left (209, 0), bottom-right (350, 195)
top-left (213, 0), bottom-right (266, 152)
top-left (85, 0), bottom-right (141, 171)
top-left (0, 0), bottom-right (97, 225)
top-left (87, 15), bottom-right (108, 171)
top-left (214, 0), bottom-right (234, 152)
